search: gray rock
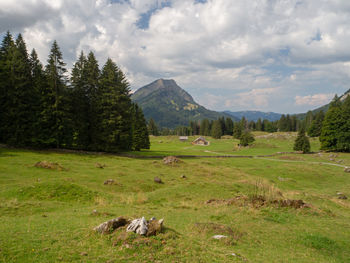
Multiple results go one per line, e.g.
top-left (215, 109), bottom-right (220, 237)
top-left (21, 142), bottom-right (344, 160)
top-left (338, 195), bottom-right (348, 200)
top-left (344, 167), bottom-right (350, 173)
top-left (154, 177), bottom-right (163, 184)
top-left (126, 217), bottom-right (148, 235)
top-left (104, 179), bottom-right (115, 185)
top-left (94, 217), bottom-right (128, 234)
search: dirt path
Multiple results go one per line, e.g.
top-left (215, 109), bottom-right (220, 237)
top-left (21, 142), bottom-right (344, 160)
top-left (254, 157), bottom-right (348, 168)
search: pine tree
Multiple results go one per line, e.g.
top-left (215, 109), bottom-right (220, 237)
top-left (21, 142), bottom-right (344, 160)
top-left (308, 111), bottom-right (324, 137)
top-left (0, 31), bottom-right (16, 143)
top-left (131, 103), bottom-right (150, 151)
top-left (96, 58), bottom-right (133, 151)
top-left (211, 120), bottom-right (222, 139)
top-left (225, 117), bottom-right (233, 135)
top-left (294, 127), bottom-right (310, 153)
top-left (148, 118), bottom-right (159, 136)
top-left (256, 118), bottom-right (263, 131)
top-left (84, 51), bottom-right (100, 149)
top-left (239, 130), bottom-right (255, 146)
top-left (43, 40), bottom-right (72, 148)
top-left (200, 119), bottom-right (210, 136)
top-left (233, 122), bottom-right (242, 139)
top-left (320, 97), bottom-right (344, 151)
top-left (29, 49), bottom-right (47, 146)
top-left (304, 111), bottom-right (314, 131)
top-left (335, 95), bottom-right (350, 151)
top-left (71, 51), bottom-right (89, 149)
top-left (0, 34), bottom-right (39, 146)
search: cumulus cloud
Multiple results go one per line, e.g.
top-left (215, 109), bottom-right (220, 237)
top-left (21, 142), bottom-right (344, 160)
top-left (1, 0), bottom-right (350, 113)
top-left (295, 93), bottom-right (334, 106)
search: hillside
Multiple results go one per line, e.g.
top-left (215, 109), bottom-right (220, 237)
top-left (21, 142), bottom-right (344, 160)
top-left (1, 136), bottom-right (350, 262)
top-left (224, 110), bottom-right (282, 122)
top-left (296, 89), bottom-right (350, 119)
top-left (131, 79), bottom-right (235, 128)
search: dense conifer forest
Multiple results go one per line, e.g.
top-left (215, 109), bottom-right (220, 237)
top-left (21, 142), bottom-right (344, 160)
top-left (0, 32), bottom-right (149, 152)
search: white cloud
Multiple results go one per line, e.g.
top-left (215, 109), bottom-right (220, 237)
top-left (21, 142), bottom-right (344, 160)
top-left (295, 93), bottom-right (334, 106)
top-left (1, 0), bottom-right (350, 113)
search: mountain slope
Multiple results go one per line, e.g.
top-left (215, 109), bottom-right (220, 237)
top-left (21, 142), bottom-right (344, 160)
top-left (224, 110), bottom-right (282, 122)
top-left (295, 89), bottom-right (350, 119)
top-left (131, 79), bottom-right (235, 128)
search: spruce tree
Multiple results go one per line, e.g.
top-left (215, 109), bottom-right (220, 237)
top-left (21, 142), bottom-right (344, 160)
top-left (131, 103), bottom-right (150, 151)
top-left (233, 122), bottom-right (242, 139)
top-left (44, 40), bottom-right (72, 148)
top-left (320, 97), bottom-right (343, 151)
top-left (200, 119), bottom-right (210, 136)
top-left (71, 51), bottom-right (89, 149)
top-left (225, 117), bottom-right (233, 135)
top-left (96, 58), bottom-right (133, 151)
top-left (239, 130), bottom-right (255, 146)
top-left (335, 95), bottom-right (350, 151)
top-left (256, 118), bottom-right (263, 131)
top-left (148, 118), bottom-right (159, 136)
top-left (0, 31), bottom-right (16, 143)
top-left (294, 127), bottom-right (310, 153)
top-left (85, 51), bottom-right (100, 149)
top-left (211, 120), bottom-right (222, 139)
top-left (308, 111), bottom-right (324, 137)
top-left (29, 49), bottom-right (47, 146)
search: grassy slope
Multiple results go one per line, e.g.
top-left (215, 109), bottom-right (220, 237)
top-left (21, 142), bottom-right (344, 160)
top-left (1, 134), bottom-right (350, 262)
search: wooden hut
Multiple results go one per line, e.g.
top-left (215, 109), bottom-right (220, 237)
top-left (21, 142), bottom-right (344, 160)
top-left (192, 136), bottom-right (210, 146)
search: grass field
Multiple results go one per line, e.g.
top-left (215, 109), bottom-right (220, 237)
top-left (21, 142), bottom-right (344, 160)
top-left (1, 133), bottom-right (350, 262)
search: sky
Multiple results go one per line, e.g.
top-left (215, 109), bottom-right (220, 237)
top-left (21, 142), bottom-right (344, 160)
top-left (1, 0), bottom-right (350, 114)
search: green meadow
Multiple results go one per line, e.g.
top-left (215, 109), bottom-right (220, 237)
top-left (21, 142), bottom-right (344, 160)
top-left (1, 133), bottom-right (350, 262)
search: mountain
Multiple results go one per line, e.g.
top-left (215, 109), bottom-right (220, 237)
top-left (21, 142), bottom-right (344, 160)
top-left (224, 110), bottom-right (282, 122)
top-left (131, 79), bottom-right (236, 128)
top-left (295, 89), bottom-right (350, 119)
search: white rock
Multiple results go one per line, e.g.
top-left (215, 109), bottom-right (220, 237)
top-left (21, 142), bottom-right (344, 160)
top-left (126, 217), bottom-right (148, 235)
top-left (212, 235), bottom-right (227, 240)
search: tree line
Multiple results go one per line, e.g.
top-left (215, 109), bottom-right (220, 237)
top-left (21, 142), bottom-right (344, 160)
top-left (147, 95), bottom-right (350, 153)
top-left (0, 32), bottom-right (149, 152)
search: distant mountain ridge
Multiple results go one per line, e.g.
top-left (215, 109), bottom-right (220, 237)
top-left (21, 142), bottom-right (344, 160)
top-left (131, 79), bottom-right (236, 128)
top-left (223, 110), bottom-right (282, 122)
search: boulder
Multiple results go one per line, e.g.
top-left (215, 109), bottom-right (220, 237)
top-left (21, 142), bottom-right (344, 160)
top-left (154, 177), bottom-right (163, 184)
top-left (126, 217), bottom-right (148, 235)
top-left (344, 167), bottom-right (350, 173)
top-left (94, 217), bottom-right (129, 234)
top-left (147, 218), bottom-right (164, 236)
top-left (126, 217), bottom-right (164, 236)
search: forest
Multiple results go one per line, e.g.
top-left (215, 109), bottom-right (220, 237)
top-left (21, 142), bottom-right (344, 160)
top-left (0, 32), bottom-right (149, 152)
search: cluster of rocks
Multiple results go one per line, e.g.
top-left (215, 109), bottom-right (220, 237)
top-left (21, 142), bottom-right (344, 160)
top-left (34, 161), bottom-right (65, 171)
top-left (94, 216), bottom-right (164, 237)
top-left (163, 156), bottom-right (181, 165)
top-left (205, 195), bottom-right (310, 209)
